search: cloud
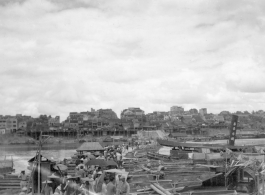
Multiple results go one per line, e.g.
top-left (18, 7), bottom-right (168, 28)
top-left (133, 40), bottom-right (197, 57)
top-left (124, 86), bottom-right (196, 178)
top-left (0, 0), bottom-right (265, 120)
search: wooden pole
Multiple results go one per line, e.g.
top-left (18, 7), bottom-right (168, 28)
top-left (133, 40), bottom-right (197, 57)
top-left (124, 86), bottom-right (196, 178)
top-left (225, 149), bottom-right (227, 188)
top-left (261, 174), bottom-right (265, 195)
top-left (38, 131), bottom-right (42, 195)
top-left (257, 173), bottom-right (260, 195)
top-left (150, 184), bottom-right (167, 195)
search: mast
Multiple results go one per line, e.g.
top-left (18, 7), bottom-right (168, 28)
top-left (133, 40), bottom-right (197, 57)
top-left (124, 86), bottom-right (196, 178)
top-left (38, 131), bottom-right (42, 194)
top-left (228, 115), bottom-right (239, 146)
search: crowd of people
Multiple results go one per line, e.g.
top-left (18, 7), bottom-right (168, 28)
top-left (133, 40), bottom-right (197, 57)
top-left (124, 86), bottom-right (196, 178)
top-left (40, 170), bottom-right (130, 195)
top-left (18, 143), bottom-right (132, 195)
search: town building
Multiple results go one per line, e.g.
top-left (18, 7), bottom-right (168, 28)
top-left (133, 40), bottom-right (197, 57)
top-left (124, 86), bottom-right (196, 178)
top-left (0, 117), bottom-right (17, 133)
top-left (48, 116), bottom-right (60, 126)
top-left (68, 108), bottom-right (118, 121)
top-left (199, 108), bottom-right (207, 116)
top-left (120, 107), bottom-right (145, 121)
top-left (189, 108), bottom-right (198, 115)
top-left (6, 118), bottom-right (17, 133)
top-left (18, 121), bottom-right (27, 129)
top-left (97, 109), bottom-right (118, 119)
top-left (0, 128), bottom-right (5, 134)
top-left (170, 106), bottom-right (184, 116)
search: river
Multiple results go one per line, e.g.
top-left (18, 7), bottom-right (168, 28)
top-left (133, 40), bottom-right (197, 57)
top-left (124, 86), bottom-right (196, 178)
top-left (0, 144), bottom-right (80, 174)
top-left (1, 138), bottom-right (265, 174)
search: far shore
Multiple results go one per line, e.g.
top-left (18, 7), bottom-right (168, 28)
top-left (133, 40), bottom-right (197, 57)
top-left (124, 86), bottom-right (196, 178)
top-left (0, 142), bottom-right (81, 150)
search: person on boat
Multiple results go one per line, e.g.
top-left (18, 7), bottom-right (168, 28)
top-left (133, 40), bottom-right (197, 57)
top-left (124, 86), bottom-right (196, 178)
top-left (61, 172), bottom-right (68, 195)
top-left (76, 166), bottom-right (86, 178)
top-left (77, 159), bottom-right (85, 169)
top-left (116, 176), bottom-right (130, 195)
top-left (74, 179), bottom-right (83, 195)
top-left (93, 166), bottom-right (102, 179)
top-left (94, 171), bottom-right (104, 193)
top-left (80, 180), bottom-right (91, 195)
top-left (106, 176), bottom-right (116, 195)
top-left (115, 174), bottom-right (121, 187)
top-left (116, 152), bottom-right (122, 168)
top-left (101, 177), bottom-right (109, 195)
top-left (19, 187), bottom-right (28, 195)
top-left (76, 158), bottom-right (81, 166)
top-left (104, 150), bottom-right (107, 158)
top-left (54, 184), bottom-right (62, 195)
top-left (64, 177), bottom-right (78, 195)
top-left (43, 181), bottom-right (53, 195)
top-left (18, 170), bottom-right (28, 189)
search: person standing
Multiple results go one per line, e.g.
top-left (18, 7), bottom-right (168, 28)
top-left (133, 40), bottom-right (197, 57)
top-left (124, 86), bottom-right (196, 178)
top-left (116, 152), bottom-right (122, 168)
top-left (42, 181), bottom-right (53, 195)
top-left (106, 177), bottom-right (116, 195)
top-left (116, 176), bottom-right (130, 195)
top-left (81, 180), bottom-right (91, 195)
top-left (101, 178), bottom-right (109, 195)
top-left (61, 172), bottom-right (68, 195)
top-left (76, 166), bottom-right (86, 178)
top-left (54, 184), bottom-right (62, 195)
top-left (18, 171), bottom-right (27, 189)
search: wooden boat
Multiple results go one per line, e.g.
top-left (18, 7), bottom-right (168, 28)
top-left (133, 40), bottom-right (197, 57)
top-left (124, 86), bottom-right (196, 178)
top-left (0, 156), bottom-right (14, 176)
top-left (129, 171), bottom-right (223, 194)
top-left (147, 152), bottom-right (179, 160)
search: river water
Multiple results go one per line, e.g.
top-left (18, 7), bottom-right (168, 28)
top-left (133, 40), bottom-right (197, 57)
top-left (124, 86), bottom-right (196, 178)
top-left (1, 138), bottom-right (265, 174)
top-left (0, 144), bottom-right (80, 174)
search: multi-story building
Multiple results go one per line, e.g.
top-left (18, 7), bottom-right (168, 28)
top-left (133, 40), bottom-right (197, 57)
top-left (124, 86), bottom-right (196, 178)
top-left (6, 118), bottom-right (17, 133)
top-left (170, 106), bottom-right (184, 116)
top-left (189, 108), bottom-right (198, 115)
top-left (18, 121), bottom-right (27, 129)
top-left (69, 112), bottom-right (83, 120)
top-left (68, 108), bottom-right (118, 121)
top-left (0, 117), bottom-right (17, 133)
top-left (97, 109), bottom-right (118, 119)
top-left (199, 108), bottom-right (207, 116)
top-left (121, 107), bottom-right (145, 121)
top-left (48, 116), bottom-right (60, 126)
top-left (0, 118), bottom-right (7, 129)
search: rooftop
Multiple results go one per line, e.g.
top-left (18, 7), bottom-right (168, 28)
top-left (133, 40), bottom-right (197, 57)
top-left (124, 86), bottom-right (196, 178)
top-left (76, 142), bottom-right (104, 151)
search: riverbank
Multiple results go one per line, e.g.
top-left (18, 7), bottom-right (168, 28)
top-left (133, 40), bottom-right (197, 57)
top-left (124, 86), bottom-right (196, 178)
top-left (0, 134), bottom-right (82, 145)
top-left (0, 134), bottom-right (132, 147)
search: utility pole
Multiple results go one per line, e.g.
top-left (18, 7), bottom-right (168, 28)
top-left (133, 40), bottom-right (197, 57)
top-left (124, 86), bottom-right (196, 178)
top-left (38, 131), bottom-right (42, 195)
top-left (36, 132), bottom-right (51, 195)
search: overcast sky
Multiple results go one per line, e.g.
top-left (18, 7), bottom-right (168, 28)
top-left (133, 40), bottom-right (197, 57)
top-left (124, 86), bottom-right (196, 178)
top-left (1, 0), bottom-right (265, 120)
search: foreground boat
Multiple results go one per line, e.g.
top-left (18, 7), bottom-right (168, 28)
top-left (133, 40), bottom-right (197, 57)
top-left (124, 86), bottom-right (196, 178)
top-left (0, 156), bottom-right (14, 177)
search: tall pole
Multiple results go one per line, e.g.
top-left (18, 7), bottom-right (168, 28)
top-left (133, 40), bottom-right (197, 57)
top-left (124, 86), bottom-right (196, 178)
top-left (261, 174), bottom-right (265, 195)
top-left (38, 131), bottom-right (42, 195)
top-left (257, 173), bottom-right (260, 195)
top-left (225, 149), bottom-right (227, 188)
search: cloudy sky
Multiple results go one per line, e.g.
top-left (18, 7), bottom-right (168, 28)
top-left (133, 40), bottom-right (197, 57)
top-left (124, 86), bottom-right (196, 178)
top-left (1, 0), bottom-right (265, 120)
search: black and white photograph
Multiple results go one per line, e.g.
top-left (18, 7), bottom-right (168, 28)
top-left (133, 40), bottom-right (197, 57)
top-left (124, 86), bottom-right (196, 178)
top-left (0, 0), bottom-right (265, 194)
